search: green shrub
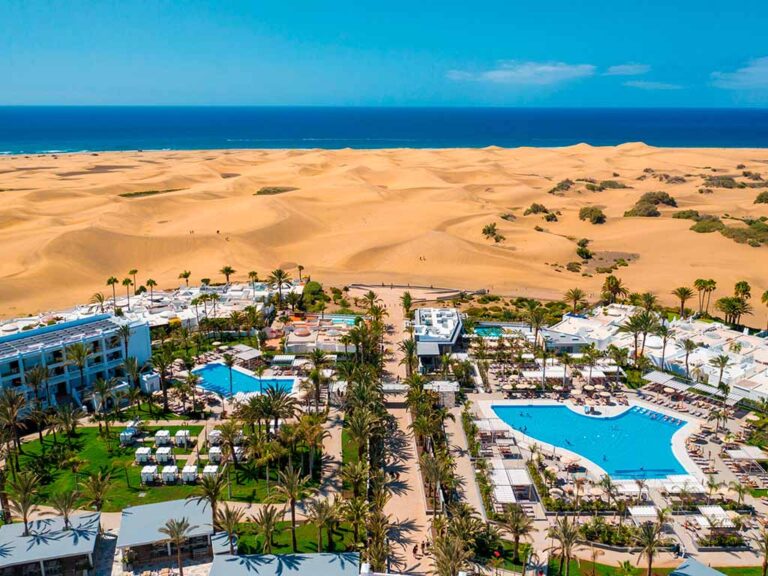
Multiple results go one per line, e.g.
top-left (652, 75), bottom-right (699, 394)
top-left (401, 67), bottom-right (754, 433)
top-left (673, 209), bottom-right (701, 220)
top-left (255, 186), bottom-right (299, 195)
top-left (585, 183), bottom-right (604, 192)
top-left (548, 179), bottom-right (574, 194)
top-left (705, 175), bottom-right (743, 189)
top-left (638, 191), bottom-right (677, 206)
top-left (576, 246), bottom-right (593, 260)
top-left (500, 212), bottom-right (516, 221)
top-left (690, 216), bottom-right (724, 233)
top-left (566, 262), bottom-right (582, 272)
top-left (755, 191), bottom-right (768, 204)
top-left (624, 202), bottom-right (660, 217)
top-left (578, 206), bottom-right (606, 224)
top-left (544, 212), bottom-right (558, 222)
top-left (524, 203), bottom-right (549, 215)
top-left (599, 180), bottom-right (629, 189)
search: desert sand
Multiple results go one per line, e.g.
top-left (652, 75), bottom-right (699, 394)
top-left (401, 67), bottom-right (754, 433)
top-left (1, 143), bottom-right (767, 318)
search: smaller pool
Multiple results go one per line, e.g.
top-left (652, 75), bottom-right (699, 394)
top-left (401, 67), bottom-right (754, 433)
top-left (476, 326), bottom-right (504, 338)
top-left (328, 314), bottom-right (359, 326)
top-left (193, 364), bottom-right (294, 397)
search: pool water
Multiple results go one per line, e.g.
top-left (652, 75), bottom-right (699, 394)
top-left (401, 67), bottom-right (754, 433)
top-left (492, 404), bottom-right (687, 479)
top-left (329, 314), bottom-right (358, 326)
top-left (193, 364), bottom-right (294, 397)
top-left (475, 326), bottom-right (504, 338)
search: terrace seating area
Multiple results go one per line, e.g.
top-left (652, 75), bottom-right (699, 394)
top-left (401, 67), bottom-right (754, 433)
top-left (639, 380), bottom-right (730, 418)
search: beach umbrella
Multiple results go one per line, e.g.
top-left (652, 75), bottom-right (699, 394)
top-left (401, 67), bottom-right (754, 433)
top-left (584, 384), bottom-right (595, 391)
top-left (553, 385), bottom-right (564, 391)
top-left (599, 391), bottom-right (611, 398)
top-left (593, 384), bottom-right (605, 391)
top-left (211, 341), bottom-right (222, 347)
top-left (546, 464), bottom-right (559, 475)
top-left (502, 384), bottom-right (515, 392)
top-left (664, 387), bottom-right (675, 394)
top-left (550, 487), bottom-right (565, 496)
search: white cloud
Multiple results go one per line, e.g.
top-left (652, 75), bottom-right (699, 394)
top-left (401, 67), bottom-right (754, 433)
top-left (624, 80), bottom-right (682, 90)
top-left (604, 63), bottom-right (651, 76)
top-left (447, 61), bottom-right (595, 85)
top-left (712, 57), bottom-right (768, 90)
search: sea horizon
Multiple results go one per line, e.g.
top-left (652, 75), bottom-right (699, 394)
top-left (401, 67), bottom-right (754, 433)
top-left (1, 106), bottom-right (768, 154)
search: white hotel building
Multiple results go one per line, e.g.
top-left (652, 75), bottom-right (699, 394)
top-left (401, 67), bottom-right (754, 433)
top-left (0, 314), bottom-right (151, 408)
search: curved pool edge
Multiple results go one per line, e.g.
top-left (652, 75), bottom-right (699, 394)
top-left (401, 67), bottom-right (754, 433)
top-left (477, 398), bottom-right (703, 484)
top-left (192, 361), bottom-right (302, 397)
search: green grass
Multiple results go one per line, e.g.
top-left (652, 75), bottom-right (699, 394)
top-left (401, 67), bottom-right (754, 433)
top-left (118, 188), bottom-right (184, 198)
top-left (750, 488), bottom-right (768, 497)
top-left (548, 559), bottom-right (762, 576)
top-left (20, 426), bottom-right (201, 511)
top-left (237, 521), bottom-right (357, 554)
top-left (341, 428), bottom-right (359, 466)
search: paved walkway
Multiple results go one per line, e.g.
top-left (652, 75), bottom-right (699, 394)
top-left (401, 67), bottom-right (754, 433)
top-left (444, 405), bottom-right (486, 520)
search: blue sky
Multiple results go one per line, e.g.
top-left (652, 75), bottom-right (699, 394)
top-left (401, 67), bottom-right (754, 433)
top-left (2, 0), bottom-right (768, 107)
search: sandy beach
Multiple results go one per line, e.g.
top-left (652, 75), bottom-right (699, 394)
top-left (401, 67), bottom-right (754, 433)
top-left (1, 143), bottom-right (767, 317)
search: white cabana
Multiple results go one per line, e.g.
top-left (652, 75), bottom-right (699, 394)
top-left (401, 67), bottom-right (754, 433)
top-left (209, 446), bottom-right (222, 464)
top-left (140, 465), bottom-right (158, 484)
top-left (663, 475), bottom-right (706, 494)
top-left (643, 371), bottom-right (675, 386)
top-left (208, 430), bottom-right (222, 446)
top-left (156, 446), bottom-right (173, 464)
top-left (475, 419), bottom-right (509, 432)
top-left (271, 354), bottom-right (296, 365)
top-left (203, 464), bottom-right (219, 478)
top-left (614, 481), bottom-right (641, 496)
top-left (697, 505), bottom-right (736, 529)
top-left (234, 446), bottom-right (247, 462)
top-left (162, 465), bottom-right (178, 483)
top-left (135, 447), bottom-right (152, 464)
top-left (629, 506), bottom-right (658, 525)
top-left (154, 429), bottom-right (171, 446)
top-left (181, 465), bottom-right (198, 483)
top-left (493, 485), bottom-right (517, 503)
top-left (120, 429), bottom-right (136, 445)
top-left (726, 446), bottom-right (766, 461)
top-left (175, 429), bottom-right (191, 447)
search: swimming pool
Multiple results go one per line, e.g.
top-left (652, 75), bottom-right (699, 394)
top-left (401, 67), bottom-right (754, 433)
top-left (328, 314), bottom-right (359, 326)
top-left (475, 326), bottom-right (504, 338)
top-left (193, 364), bottom-right (295, 397)
top-left (492, 404), bottom-right (688, 479)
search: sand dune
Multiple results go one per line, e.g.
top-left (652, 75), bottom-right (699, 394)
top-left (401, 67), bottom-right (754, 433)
top-left (1, 145), bottom-right (767, 317)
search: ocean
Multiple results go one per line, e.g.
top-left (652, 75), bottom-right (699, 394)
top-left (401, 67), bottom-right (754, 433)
top-left (1, 106), bottom-right (767, 153)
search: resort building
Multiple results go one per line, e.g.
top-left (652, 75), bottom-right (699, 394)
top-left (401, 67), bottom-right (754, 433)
top-left (116, 499), bottom-right (216, 569)
top-left (282, 313), bottom-right (359, 354)
top-left (544, 304), bottom-right (638, 351)
top-left (209, 553), bottom-right (360, 576)
top-left (0, 512), bottom-right (101, 576)
top-left (0, 314), bottom-right (150, 408)
top-left (411, 307), bottom-right (463, 372)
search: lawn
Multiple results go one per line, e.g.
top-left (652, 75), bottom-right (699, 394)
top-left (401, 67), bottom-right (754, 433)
top-left (237, 521), bottom-right (357, 555)
top-left (341, 428), bottom-right (358, 466)
top-left (222, 460), bottom-right (321, 504)
top-left (19, 426), bottom-right (203, 512)
top-left (548, 559), bottom-right (762, 576)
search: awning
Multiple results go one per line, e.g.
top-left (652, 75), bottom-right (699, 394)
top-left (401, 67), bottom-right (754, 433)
top-left (271, 354), bottom-right (296, 364)
top-left (493, 485), bottom-right (517, 503)
top-left (697, 505), bottom-right (735, 528)
top-left (726, 446), bottom-right (766, 461)
top-left (643, 370), bottom-right (675, 385)
top-left (416, 341), bottom-right (440, 357)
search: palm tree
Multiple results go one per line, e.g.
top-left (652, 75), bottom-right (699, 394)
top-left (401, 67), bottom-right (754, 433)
top-left (250, 505), bottom-right (282, 554)
top-left (297, 264), bottom-right (304, 281)
top-left (306, 497), bottom-right (338, 552)
top-left (672, 286), bottom-right (694, 318)
top-left (654, 324), bottom-right (673, 370)
top-left (548, 516), bottom-right (580, 576)
top-left (729, 480), bottom-right (748, 506)
top-left (90, 292), bottom-right (107, 313)
top-left (146, 278), bottom-right (157, 307)
top-left (24, 364), bottom-right (49, 409)
top-left (564, 288), bottom-right (586, 314)
top-left (505, 504), bottom-right (534, 563)
top-left (602, 275), bottom-right (629, 304)
top-left (0, 388), bottom-right (27, 464)
top-left (343, 497), bottom-right (369, 544)
top-left (179, 270), bottom-right (191, 287)
top-left (122, 277), bottom-right (134, 308)
top-left (762, 290), bottom-right (768, 330)
top-left (223, 353), bottom-right (236, 397)
top-left (220, 265), bottom-right (236, 284)
top-left (272, 464), bottom-right (312, 552)
top-left (248, 270), bottom-right (259, 289)
top-left (752, 527), bottom-right (768, 576)
top-left (91, 377), bottom-right (117, 435)
top-left (526, 306), bottom-right (547, 350)
top-left (151, 347), bottom-right (174, 412)
top-left (419, 453), bottom-right (449, 515)
top-left (65, 342), bottom-right (91, 394)
top-left (159, 518), bottom-right (198, 576)
top-left (128, 268), bottom-right (138, 288)
top-left (342, 461), bottom-right (369, 499)
top-left (80, 470), bottom-right (111, 511)
top-left (268, 269), bottom-right (291, 308)
top-left (398, 338), bottom-right (417, 377)
top-left (636, 521), bottom-right (665, 576)
top-left (710, 354), bottom-right (730, 388)
top-left (218, 420), bottom-right (242, 468)
top-left (8, 471), bottom-right (40, 536)
top-left (45, 490), bottom-right (80, 530)
top-left (216, 503), bottom-right (245, 555)
top-left (680, 338), bottom-right (697, 378)
top-left (187, 473), bottom-right (227, 528)
top-left (400, 291), bottom-right (413, 318)
top-left (106, 276), bottom-right (119, 308)
top-left (432, 533), bottom-right (472, 576)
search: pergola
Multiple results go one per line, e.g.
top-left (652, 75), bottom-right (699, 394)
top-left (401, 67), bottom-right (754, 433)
top-left (628, 505), bottom-right (658, 525)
